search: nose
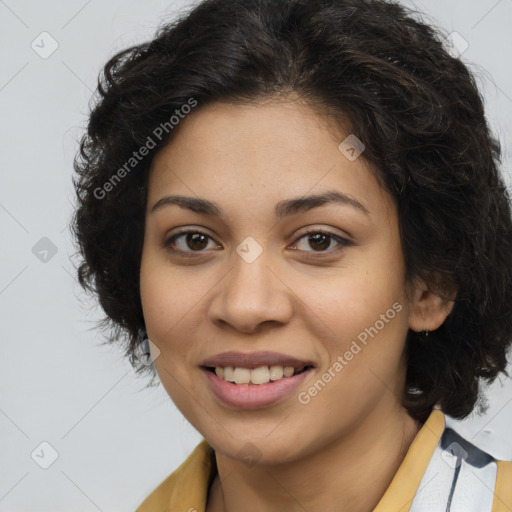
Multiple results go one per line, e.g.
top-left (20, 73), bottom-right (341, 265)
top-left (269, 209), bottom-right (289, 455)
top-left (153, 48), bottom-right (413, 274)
top-left (207, 248), bottom-right (293, 334)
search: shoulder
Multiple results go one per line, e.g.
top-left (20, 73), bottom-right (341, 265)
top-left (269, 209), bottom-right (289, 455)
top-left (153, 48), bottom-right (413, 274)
top-left (495, 458), bottom-right (512, 512)
top-left (410, 423), bottom-right (512, 512)
top-left (136, 439), bottom-right (215, 512)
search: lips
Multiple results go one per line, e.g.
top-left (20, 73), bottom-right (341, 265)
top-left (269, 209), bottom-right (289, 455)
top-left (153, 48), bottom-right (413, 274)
top-left (200, 350), bottom-right (316, 408)
top-left (200, 350), bottom-right (315, 370)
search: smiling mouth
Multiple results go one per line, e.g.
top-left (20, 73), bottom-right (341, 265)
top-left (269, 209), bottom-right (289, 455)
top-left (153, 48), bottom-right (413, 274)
top-left (203, 364), bottom-right (314, 385)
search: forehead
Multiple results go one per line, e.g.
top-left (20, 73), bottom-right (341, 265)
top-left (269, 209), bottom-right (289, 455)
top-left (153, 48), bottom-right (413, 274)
top-left (151, 97), bottom-right (344, 162)
top-left (147, 99), bottom-right (393, 220)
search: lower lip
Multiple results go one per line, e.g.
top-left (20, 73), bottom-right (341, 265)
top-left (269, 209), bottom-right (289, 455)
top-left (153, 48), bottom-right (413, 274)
top-left (202, 368), bottom-right (313, 409)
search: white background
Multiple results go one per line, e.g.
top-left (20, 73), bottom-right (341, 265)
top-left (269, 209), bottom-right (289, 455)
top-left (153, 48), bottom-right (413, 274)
top-left (1, 0), bottom-right (511, 510)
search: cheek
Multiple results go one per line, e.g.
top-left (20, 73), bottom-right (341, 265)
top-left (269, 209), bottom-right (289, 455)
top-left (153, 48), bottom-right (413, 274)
top-left (139, 250), bottom-right (186, 355)
top-left (139, 248), bottom-right (216, 386)
top-left (294, 244), bottom-right (410, 394)
top-left (302, 259), bottom-right (406, 340)
top-left (140, 244), bottom-right (195, 336)
top-left (293, 271), bottom-right (409, 424)
top-left (139, 255), bottom-right (205, 413)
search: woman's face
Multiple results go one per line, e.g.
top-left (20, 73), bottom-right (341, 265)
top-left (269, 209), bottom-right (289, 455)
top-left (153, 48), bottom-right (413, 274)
top-left (140, 98), bottom-right (416, 464)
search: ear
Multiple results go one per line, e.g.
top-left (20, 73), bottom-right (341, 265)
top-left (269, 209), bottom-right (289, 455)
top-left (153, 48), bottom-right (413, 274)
top-left (408, 277), bottom-right (457, 333)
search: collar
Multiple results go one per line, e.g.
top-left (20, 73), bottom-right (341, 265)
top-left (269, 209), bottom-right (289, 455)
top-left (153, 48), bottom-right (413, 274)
top-left (138, 408), bottom-right (445, 511)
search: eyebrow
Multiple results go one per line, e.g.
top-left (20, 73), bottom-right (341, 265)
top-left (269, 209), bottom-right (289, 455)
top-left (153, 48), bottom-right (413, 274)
top-left (150, 190), bottom-right (370, 218)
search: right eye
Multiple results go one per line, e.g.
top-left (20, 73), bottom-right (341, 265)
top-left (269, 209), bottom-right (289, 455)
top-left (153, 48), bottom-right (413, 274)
top-left (162, 230), bottom-right (221, 256)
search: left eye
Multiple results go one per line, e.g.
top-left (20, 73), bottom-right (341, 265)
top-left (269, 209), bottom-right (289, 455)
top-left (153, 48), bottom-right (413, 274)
top-left (291, 231), bottom-right (350, 253)
top-left (163, 229), bottom-right (350, 255)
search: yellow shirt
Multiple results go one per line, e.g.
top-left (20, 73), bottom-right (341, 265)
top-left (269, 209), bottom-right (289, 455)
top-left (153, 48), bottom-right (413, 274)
top-left (136, 409), bottom-right (512, 511)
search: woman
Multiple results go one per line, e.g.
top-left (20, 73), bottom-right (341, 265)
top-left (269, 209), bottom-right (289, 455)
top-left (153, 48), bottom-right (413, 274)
top-left (71, 0), bottom-right (512, 510)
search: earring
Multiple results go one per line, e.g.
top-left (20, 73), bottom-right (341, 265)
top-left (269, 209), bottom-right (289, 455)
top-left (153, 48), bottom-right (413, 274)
top-left (422, 328), bottom-right (429, 337)
top-left (138, 326), bottom-right (148, 342)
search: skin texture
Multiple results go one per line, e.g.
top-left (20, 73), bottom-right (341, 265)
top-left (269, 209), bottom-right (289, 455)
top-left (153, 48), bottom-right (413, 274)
top-left (139, 97), bottom-right (455, 512)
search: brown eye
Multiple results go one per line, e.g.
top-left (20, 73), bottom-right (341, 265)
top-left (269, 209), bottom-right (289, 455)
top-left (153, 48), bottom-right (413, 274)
top-left (184, 233), bottom-right (209, 251)
top-left (292, 230), bottom-right (351, 254)
top-left (306, 233), bottom-right (332, 251)
top-left (163, 228), bottom-right (352, 259)
top-left (163, 230), bottom-right (218, 254)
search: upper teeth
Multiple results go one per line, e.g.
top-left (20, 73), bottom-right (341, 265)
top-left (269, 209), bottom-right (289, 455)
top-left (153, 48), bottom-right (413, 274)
top-left (214, 365), bottom-right (306, 385)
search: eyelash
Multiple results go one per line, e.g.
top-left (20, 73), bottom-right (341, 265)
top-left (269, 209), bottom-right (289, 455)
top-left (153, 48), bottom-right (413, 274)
top-left (162, 228), bottom-right (353, 259)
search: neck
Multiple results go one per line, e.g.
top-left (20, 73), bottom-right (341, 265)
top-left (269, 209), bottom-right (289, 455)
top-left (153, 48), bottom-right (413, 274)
top-left (207, 403), bottom-right (424, 512)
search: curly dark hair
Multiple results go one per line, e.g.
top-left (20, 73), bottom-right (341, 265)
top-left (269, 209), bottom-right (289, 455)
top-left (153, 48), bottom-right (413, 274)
top-left (71, 0), bottom-right (512, 422)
